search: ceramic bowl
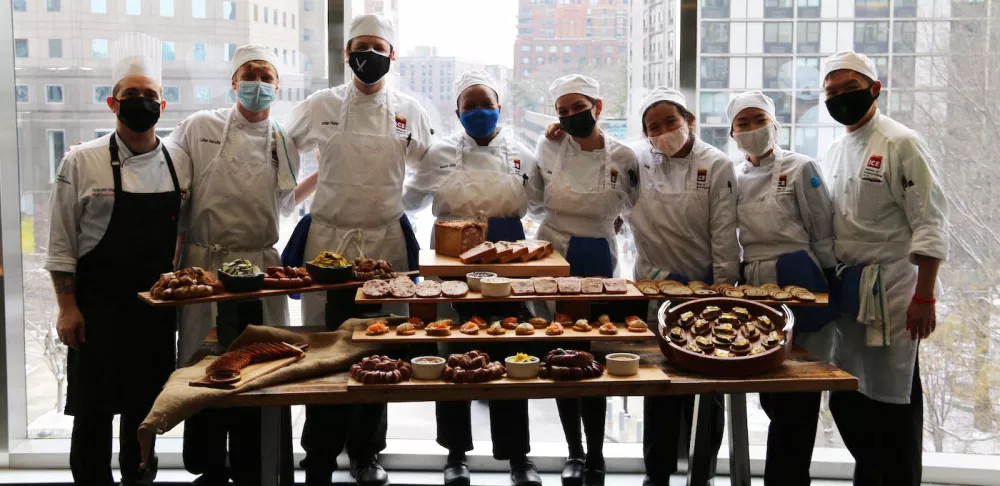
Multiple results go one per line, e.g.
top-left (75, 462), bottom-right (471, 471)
top-left (410, 356), bottom-right (447, 380)
top-left (605, 353), bottom-right (640, 376)
top-left (504, 355), bottom-right (540, 379)
top-left (466, 272), bottom-right (497, 292)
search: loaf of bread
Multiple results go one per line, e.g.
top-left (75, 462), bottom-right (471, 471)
top-left (435, 220), bottom-right (486, 258)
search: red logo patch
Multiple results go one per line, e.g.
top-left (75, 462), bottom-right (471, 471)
top-left (867, 155), bottom-right (883, 169)
top-left (513, 159), bottom-right (521, 171)
top-left (395, 115), bottom-right (407, 130)
top-left (697, 169), bottom-right (707, 182)
top-left (610, 168), bottom-right (618, 184)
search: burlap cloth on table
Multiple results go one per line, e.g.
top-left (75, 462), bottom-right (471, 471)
top-left (137, 319), bottom-right (386, 467)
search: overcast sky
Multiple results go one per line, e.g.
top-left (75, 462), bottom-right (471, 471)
top-left (396, 0), bottom-right (519, 68)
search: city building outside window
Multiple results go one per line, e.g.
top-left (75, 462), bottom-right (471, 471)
top-left (164, 86), bottom-right (180, 103)
top-left (223, 1), bottom-right (235, 20)
top-left (93, 85), bottom-right (111, 104)
top-left (701, 0), bottom-right (729, 19)
top-left (46, 129), bottom-right (66, 183)
top-left (15, 38), bottom-right (28, 58)
top-left (304, 28), bottom-right (312, 41)
top-left (127, 0), bottom-right (140, 15)
top-left (855, 21), bottom-right (889, 53)
top-left (48, 39), bottom-right (62, 58)
top-left (162, 41), bottom-right (175, 60)
top-left (894, 21), bottom-right (917, 53)
top-left (700, 57), bottom-right (728, 89)
top-left (192, 0), bottom-right (206, 18)
top-left (45, 84), bottom-right (63, 104)
top-left (263, 6), bottom-right (268, 23)
top-left (91, 0), bottom-right (106, 14)
top-left (796, 0), bottom-right (820, 18)
top-left (224, 43), bottom-right (236, 61)
top-left (195, 86), bottom-right (211, 104)
top-left (856, 0), bottom-right (889, 18)
top-left (253, 3), bottom-right (258, 21)
top-left (160, 0), bottom-right (174, 16)
top-left (47, 0), bottom-right (60, 12)
top-left (14, 0), bottom-right (26, 12)
top-left (92, 39), bottom-right (108, 59)
top-left (15, 85), bottom-right (28, 103)
top-left (763, 22), bottom-right (793, 53)
top-left (764, 0), bottom-right (793, 18)
top-left (796, 21), bottom-right (820, 53)
top-left (702, 22), bottom-right (729, 53)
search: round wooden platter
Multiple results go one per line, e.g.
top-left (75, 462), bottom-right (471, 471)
top-left (655, 297), bottom-right (795, 377)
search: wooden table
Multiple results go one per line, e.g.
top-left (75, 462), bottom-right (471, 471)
top-left (217, 340), bottom-right (855, 486)
top-left (418, 249), bottom-right (571, 277)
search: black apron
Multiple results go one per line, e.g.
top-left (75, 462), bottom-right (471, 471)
top-left (65, 135), bottom-right (181, 416)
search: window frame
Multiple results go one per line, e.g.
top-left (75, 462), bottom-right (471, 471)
top-left (46, 129), bottom-right (66, 183)
top-left (92, 85), bottom-right (112, 104)
top-left (44, 84), bottom-right (64, 104)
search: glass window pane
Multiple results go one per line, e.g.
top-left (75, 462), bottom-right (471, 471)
top-left (160, 0), bottom-right (174, 16)
top-left (46, 85), bottom-right (63, 103)
top-left (127, 0), bottom-right (141, 15)
top-left (164, 86), bottom-right (180, 103)
top-left (47, 130), bottom-right (66, 182)
top-left (14, 0), bottom-right (27, 12)
top-left (48, 39), bottom-right (62, 58)
top-left (224, 43), bottom-right (236, 61)
top-left (303, 0), bottom-right (311, 11)
top-left (854, 21), bottom-right (889, 53)
top-left (15, 39), bottom-right (28, 58)
top-left (195, 86), bottom-right (211, 104)
top-left (91, 0), bottom-right (106, 14)
top-left (701, 0), bottom-right (730, 18)
top-left (223, 1), bottom-right (236, 20)
top-left (47, 0), bottom-right (61, 11)
top-left (93, 85), bottom-right (112, 103)
top-left (162, 41), bottom-right (175, 60)
top-left (15, 85), bottom-right (29, 103)
top-left (193, 42), bottom-right (206, 61)
top-left (192, 0), bottom-right (206, 18)
top-left (92, 39), bottom-right (108, 59)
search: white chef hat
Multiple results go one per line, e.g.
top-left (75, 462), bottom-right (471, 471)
top-left (110, 32), bottom-right (162, 85)
top-left (549, 74), bottom-right (599, 101)
top-left (348, 14), bottom-right (396, 47)
top-left (726, 91), bottom-right (776, 124)
top-left (640, 86), bottom-right (688, 117)
top-left (231, 44), bottom-right (279, 79)
top-left (454, 70), bottom-right (499, 100)
top-left (821, 51), bottom-right (878, 82)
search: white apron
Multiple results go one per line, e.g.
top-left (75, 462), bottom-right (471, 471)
top-left (737, 158), bottom-right (832, 361)
top-left (430, 132), bottom-right (528, 246)
top-left (536, 134), bottom-right (625, 275)
top-left (302, 89), bottom-right (409, 327)
top-left (178, 108), bottom-right (289, 365)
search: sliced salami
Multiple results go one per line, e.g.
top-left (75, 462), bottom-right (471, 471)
top-left (415, 280), bottom-right (442, 298)
top-left (362, 279), bottom-right (391, 298)
top-left (442, 281), bottom-right (470, 297)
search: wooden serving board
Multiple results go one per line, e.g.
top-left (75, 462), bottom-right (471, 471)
top-left (190, 354), bottom-right (304, 389)
top-left (139, 281), bottom-right (363, 307)
top-left (355, 283), bottom-right (647, 304)
top-left (352, 323), bottom-right (655, 343)
top-left (418, 249), bottom-right (571, 277)
top-left (347, 365), bottom-right (668, 390)
top-left (643, 292), bottom-right (830, 307)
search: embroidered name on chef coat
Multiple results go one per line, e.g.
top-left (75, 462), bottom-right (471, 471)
top-left (321, 121), bottom-right (340, 126)
top-left (91, 188), bottom-right (114, 198)
top-left (863, 154), bottom-right (884, 182)
top-left (696, 168), bottom-right (709, 191)
top-left (199, 137), bottom-right (221, 145)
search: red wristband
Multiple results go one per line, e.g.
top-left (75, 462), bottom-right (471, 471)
top-left (912, 295), bottom-right (936, 305)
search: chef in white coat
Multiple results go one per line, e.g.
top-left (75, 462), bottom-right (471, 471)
top-left (404, 70), bottom-right (538, 242)
top-left (403, 70), bottom-right (541, 486)
top-left (530, 74), bottom-right (640, 486)
top-left (821, 51), bottom-right (948, 485)
top-left (625, 88), bottom-right (735, 486)
top-left (167, 45), bottom-right (302, 486)
top-left (283, 14), bottom-right (432, 486)
top-left (728, 91), bottom-right (838, 485)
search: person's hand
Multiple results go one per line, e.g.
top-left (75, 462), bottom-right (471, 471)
top-left (906, 297), bottom-right (936, 340)
top-left (57, 304), bottom-right (86, 349)
top-left (545, 122), bottom-right (565, 140)
top-left (614, 216), bottom-right (624, 234)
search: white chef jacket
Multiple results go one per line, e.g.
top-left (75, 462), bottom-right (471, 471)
top-left (283, 83), bottom-right (433, 227)
top-left (44, 133), bottom-right (193, 274)
top-left (626, 137), bottom-right (739, 284)
top-left (403, 129), bottom-right (541, 218)
top-left (168, 107), bottom-right (300, 221)
top-left (736, 147), bottom-right (836, 268)
top-left (826, 110), bottom-right (949, 404)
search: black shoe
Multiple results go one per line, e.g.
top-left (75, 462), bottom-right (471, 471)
top-left (561, 458), bottom-right (585, 486)
top-left (582, 468), bottom-right (605, 486)
top-left (443, 459), bottom-right (471, 486)
top-left (350, 455), bottom-right (390, 486)
top-left (304, 469), bottom-right (335, 486)
top-left (510, 459), bottom-right (542, 486)
top-left (641, 476), bottom-right (668, 486)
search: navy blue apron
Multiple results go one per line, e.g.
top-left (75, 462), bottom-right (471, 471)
top-left (565, 236), bottom-right (613, 278)
top-left (829, 263), bottom-right (865, 318)
top-left (486, 217), bottom-right (526, 243)
top-left (740, 250), bottom-right (837, 332)
top-left (281, 213), bottom-right (312, 300)
top-left (400, 214), bottom-right (420, 272)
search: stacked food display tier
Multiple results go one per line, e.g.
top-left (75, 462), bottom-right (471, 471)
top-left (417, 249), bottom-right (570, 277)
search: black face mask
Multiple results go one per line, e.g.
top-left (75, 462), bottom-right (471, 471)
top-left (559, 108), bottom-right (597, 138)
top-left (349, 49), bottom-right (391, 85)
top-left (825, 87), bottom-right (878, 126)
top-left (116, 97), bottom-right (161, 133)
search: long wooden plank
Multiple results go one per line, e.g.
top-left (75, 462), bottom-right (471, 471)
top-left (346, 366), bottom-right (668, 390)
top-left (640, 293), bottom-right (830, 308)
top-left (355, 283), bottom-right (648, 304)
top-left (190, 354), bottom-right (304, 389)
top-left (139, 281), bottom-right (363, 308)
top-left (351, 323), bottom-right (655, 343)
top-left (418, 249), bottom-right (571, 277)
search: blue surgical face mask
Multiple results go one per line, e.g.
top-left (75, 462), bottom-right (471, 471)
top-left (236, 81), bottom-right (276, 112)
top-left (459, 108), bottom-right (500, 139)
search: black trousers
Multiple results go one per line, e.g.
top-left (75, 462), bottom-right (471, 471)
top-left (183, 407), bottom-right (288, 486)
top-left (830, 359), bottom-right (923, 486)
top-left (436, 399), bottom-right (531, 460)
top-left (301, 403), bottom-right (388, 484)
top-left (642, 394), bottom-right (725, 485)
top-left (70, 404), bottom-right (154, 486)
top-left (760, 391), bottom-right (821, 485)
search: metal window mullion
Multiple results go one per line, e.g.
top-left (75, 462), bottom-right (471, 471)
top-left (678, 0), bottom-right (698, 122)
